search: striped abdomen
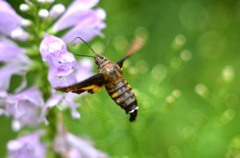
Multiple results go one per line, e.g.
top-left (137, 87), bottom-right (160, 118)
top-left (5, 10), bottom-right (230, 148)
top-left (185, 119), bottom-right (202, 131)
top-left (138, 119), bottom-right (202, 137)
top-left (105, 79), bottom-right (138, 122)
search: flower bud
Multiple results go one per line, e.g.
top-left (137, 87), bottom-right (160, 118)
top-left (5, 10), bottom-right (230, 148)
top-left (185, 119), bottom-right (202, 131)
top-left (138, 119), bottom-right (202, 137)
top-left (50, 4), bottom-right (65, 19)
top-left (21, 19), bottom-right (31, 27)
top-left (10, 28), bottom-right (29, 41)
top-left (38, 9), bottom-right (49, 19)
top-left (19, 3), bottom-right (30, 12)
top-left (46, 0), bottom-right (55, 3)
top-left (37, 0), bottom-right (46, 4)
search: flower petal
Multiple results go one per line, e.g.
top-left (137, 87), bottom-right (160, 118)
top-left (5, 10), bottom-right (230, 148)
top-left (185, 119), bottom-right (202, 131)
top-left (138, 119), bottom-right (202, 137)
top-left (0, 65), bottom-right (21, 91)
top-left (69, 0), bottom-right (99, 10)
top-left (54, 124), bottom-right (108, 158)
top-left (66, 133), bottom-right (109, 158)
top-left (10, 27), bottom-right (29, 41)
top-left (48, 68), bottom-right (78, 88)
top-left (62, 93), bottom-right (81, 119)
top-left (7, 133), bottom-right (46, 158)
top-left (52, 0), bottom-right (99, 32)
top-left (0, 53), bottom-right (30, 91)
top-left (39, 34), bottom-right (68, 62)
top-left (0, 37), bottom-right (25, 62)
top-left (76, 58), bottom-right (94, 82)
top-left (61, 8), bottom-right (106, 44)
top-left (40, 92), bottom-right (64, 124)
top-left (4, 87), bottom-right (44, 130)
top-left (15, 86), bottom-right (44, 106)
top-left (0, 1), bottom-right (25, 36)
top-left (39, 34), bottom-right (82, 87)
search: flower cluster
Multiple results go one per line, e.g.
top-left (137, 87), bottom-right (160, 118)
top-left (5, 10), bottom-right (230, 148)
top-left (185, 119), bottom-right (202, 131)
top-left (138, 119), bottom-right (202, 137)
top-left (0, 0), bottom-right (107, 157)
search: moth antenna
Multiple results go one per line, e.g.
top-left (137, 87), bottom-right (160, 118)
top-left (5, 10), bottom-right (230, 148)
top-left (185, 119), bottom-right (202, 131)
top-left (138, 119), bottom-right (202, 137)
top-left (71, 37), bottom-right (97, 55)
top-left (72, 53), bottom-right (94, 58)
top-left (102, 35), bottom-right (112, 54)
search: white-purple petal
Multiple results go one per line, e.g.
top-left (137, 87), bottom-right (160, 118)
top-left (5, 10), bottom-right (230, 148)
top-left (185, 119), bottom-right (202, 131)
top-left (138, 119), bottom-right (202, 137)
top-left (15, 86), bottom-right (44, 106)
top-left (52, 9), bottom-right (96, 33)
top-left (7, 133), bottom-right (46, 158)
top-left (0, 46), bottom-right (30, 91)
top-left (68, 0), bottom-right (99, 10)
top-left (0, 1), bottom-right (24, 36)
top-left (0, 55), bottom-right (30, 91)
top-left (45, 92), bottom-right (63, 108)
top-left (0, 65), bottom-right (20, 91)
top-left (4, 87), bottom-right (44, 130)
top-left (66, 133), bottom-right (109, 158)
top-left (62, 93), bottom-right (81, 119)
top-left (40, 92), bottom-right (63, 124)
top-left (46, 55), bottom-right (79, 88)
top-left (49, 4), bottom-right (66, 19)
top-left (10, 27), bottom-right (29, 41)
top-left (0, 37), bottom-right (25, 62)
top-left (0, 1), bottom-right (29, 41)
top-left (40, 91), bottom-right (81, 124)
top-left (39, 34), bottom-right (82, 88)
top-left (54, 128), bottom-right (108, 158)
top-left (48, 68), bottom-right (78, 88)
top-left (39, 34), bottom-right (68, 62)
top-left (52, 0), bottom-right (99, 32)
top-left (76, 58), bottom-right (94, 82)
top-left (62, 8), bottom-right (106, 44)
top-left (46, 54), bottom-right (78, 76)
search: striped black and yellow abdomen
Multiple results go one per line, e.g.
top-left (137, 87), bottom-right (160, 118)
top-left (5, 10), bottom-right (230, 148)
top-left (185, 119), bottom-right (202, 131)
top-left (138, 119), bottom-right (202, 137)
top-left (105, 78), bottom-right (138, 122)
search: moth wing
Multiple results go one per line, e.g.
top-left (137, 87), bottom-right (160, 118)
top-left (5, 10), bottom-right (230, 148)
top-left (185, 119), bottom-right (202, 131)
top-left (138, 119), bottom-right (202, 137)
top-left (117, 36), bottom-right (145, 68)
top-left (55, 73), bottom-right (104, 94)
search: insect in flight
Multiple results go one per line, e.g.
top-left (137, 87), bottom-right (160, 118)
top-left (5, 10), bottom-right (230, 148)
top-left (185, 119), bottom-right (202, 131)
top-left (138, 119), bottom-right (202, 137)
top-left (56, 36), bottom-right (144, 122)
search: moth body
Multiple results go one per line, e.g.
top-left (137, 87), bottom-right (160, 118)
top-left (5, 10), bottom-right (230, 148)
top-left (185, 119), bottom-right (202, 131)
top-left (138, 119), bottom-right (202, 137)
top-left (95, 55), bottom-right (138, 121)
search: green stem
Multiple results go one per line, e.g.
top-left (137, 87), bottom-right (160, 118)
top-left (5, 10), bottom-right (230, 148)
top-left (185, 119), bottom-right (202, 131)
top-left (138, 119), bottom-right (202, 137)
top-left (46, 107), bottom-right (62, 158)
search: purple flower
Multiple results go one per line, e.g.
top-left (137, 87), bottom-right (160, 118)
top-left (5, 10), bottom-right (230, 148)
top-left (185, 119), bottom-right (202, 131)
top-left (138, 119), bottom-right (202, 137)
top-left (39, 0), bottom-right (106, 87)
top-left (39, 34), bottom-right (80, 88)
top-left (3, 87), bottom-right (44, 131)
top-left (41, 91), bottom-right (81, 124)
top-left (39, 34), bottom-right (95, 121)
top-left (0, 38), bottom-right (25, 61)
top-left (39, 34), bottom-right (95, 122)
top-left (0, 0), bottom-right (108, 157)
top-left (0, 0), bottom-right (29, 41)
top-left (7, 132), bottom-right (46, 158)
top-left (54, 122), bottom-right (108, 158)
top-left (51, 0), bottom-right (106, 44)
top-left (60, 93), bottom-right (82, 119)
top-left (0, 38), bottom-right (30, 91)
top-left (66, 133), bottom-right (108, 158)
top-left (76, 58), bottom-right (94, 81)
top-left (46, 59), bottom-right (92, 118)
top-left (39, 34), bottom-right (94, 88)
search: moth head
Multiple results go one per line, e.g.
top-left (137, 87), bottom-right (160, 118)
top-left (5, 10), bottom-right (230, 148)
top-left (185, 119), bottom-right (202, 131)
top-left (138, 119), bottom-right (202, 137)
top-left (94, 54), bottom-right (108, 66)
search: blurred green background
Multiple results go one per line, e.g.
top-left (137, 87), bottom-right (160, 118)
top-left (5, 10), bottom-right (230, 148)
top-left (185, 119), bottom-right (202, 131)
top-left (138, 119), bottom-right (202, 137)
top-left (1, 0), bottom-right (240, 158)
